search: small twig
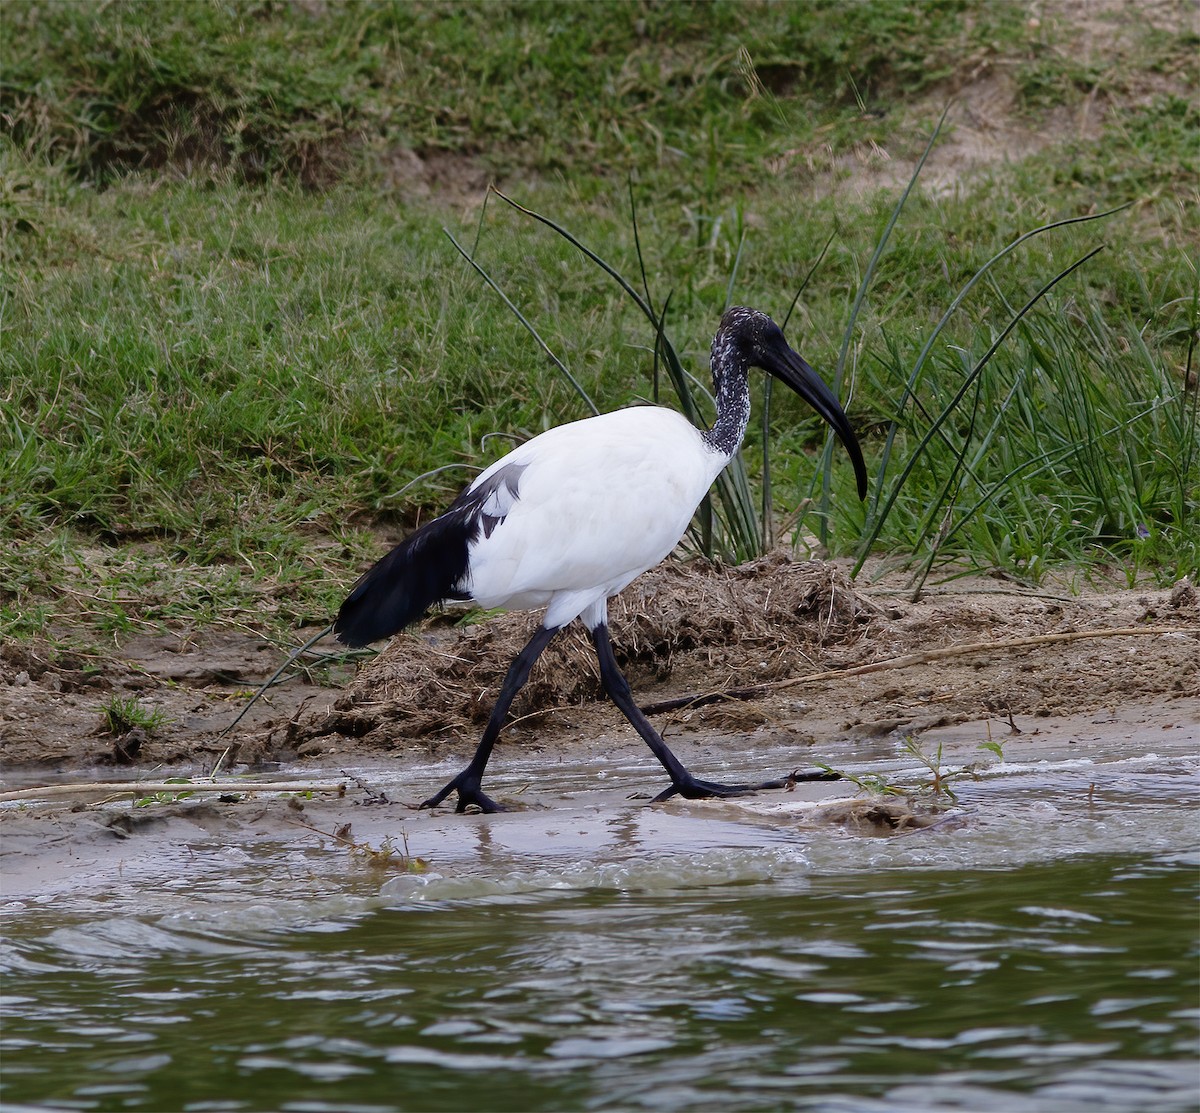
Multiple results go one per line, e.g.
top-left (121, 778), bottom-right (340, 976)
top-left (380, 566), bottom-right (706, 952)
top-left (210, 624), bottom-right (335, 777)
top-left (640, 626), bottom-right (1198, 715)
top-left (287, 817), bottom-right (359, 844)
top-left (340, 769), bottom-right (389, 804)
top-left (0, 780), bottom-right (347, 804)
top-left (641, 685), bottom-right (770, 715)
top-left (864, 584), bottom-right (1086, 604)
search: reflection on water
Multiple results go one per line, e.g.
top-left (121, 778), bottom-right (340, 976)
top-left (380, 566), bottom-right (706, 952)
top-left (2, 850), bottom-right (1197, 1112)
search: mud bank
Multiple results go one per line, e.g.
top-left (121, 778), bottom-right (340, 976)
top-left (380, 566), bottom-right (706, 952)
top-left (2, 557), bottom-right (1196, 775)
top-left (2, 556), bottom-right (1196, 908)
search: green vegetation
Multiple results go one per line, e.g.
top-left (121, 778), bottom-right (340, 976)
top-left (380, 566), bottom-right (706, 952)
top-left (824, 733), bottom-right (1006, 805)
top-left (98, 693), bottom-right (169, 735)
top-left (134, 781), bottom-right (197, 808)
top-left (2, 0), bottom-right (1196, 649)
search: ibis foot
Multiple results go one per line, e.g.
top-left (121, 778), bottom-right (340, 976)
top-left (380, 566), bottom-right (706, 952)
top-left (651, 767), bottom-right (841, 804)
top-left (419, 771), bottom-right (506, 814)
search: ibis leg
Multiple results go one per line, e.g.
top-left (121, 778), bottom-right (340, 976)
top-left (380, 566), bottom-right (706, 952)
top-left (590, 623), bottom-right (836, 802)
top-left (420, 624), bottom-right (559, 814)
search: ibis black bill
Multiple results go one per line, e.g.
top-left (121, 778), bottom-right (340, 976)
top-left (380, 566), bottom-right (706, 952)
top-left (770, 349), bottom-right (868, 500)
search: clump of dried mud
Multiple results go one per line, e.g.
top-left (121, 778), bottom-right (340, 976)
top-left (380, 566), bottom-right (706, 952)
top-left (2, 555), bottom-right (1196, 772)
top-left (296, 556), bottom-right (874, 743)
top-left (283, 555), bottom-right (1199, 760)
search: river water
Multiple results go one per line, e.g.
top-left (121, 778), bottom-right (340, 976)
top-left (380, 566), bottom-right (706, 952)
top-left (2, 723), bottom-right (1197, 1112)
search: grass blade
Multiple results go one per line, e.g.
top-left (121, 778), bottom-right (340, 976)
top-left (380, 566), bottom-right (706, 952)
top-left (856, 244), bottom-right (1108, 577)
top-left (815, 105), bottom-right (951, 544)
top-left (865, 202), bottom-right (1133, 531)
top-left (771, 227), bottom-right (837, 552)
top-left (443, 228), bottom-right (600, 418)
top-left (496, 185), bottom-right (765, 560)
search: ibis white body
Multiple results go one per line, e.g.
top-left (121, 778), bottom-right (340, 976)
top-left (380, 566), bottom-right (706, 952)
top-left (461, 406), bottom-right (725, 628)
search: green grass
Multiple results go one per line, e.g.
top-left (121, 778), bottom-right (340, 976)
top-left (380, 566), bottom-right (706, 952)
top-left (98, 693), bottom-right (169, 735)
top-left (0, 0), bottom-right (1024, 187)
top-left (1, 0), bottom-right (1197, 649)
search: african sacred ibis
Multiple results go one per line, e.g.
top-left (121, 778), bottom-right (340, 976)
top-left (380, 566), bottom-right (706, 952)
top-left (335, 306), bottom-right (867, 813)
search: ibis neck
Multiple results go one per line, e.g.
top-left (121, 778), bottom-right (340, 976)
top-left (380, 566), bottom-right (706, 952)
top-left (700, 363), bottom-right (752, 461)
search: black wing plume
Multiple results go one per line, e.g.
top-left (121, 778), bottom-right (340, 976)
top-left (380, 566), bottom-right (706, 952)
top-left (332, 513), bottom-right (473, 647)
top-left (332, 463), bottom-right (526, 647)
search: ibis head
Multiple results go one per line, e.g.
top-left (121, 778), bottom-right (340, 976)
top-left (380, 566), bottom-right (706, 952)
top-left (714, 306), bottom-right (868, 500)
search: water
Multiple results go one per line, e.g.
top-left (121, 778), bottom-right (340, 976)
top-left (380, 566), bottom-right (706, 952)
top-left (2, 733), bottom-right (1198, 1112)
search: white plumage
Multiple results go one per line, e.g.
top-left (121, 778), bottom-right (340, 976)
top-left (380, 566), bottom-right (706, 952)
top-left (463, 407), bottom-right (722, 626)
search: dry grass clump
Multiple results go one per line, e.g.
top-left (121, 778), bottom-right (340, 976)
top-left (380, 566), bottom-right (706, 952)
top-left (306, 555), bottom-right (877, 742)
top-left (291, 558), bottom-right (1198, 754)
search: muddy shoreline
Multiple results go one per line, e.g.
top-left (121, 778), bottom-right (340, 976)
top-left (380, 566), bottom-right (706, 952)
top-left (3, 559), bottom-right (1195, 772)
top-left (2, 560), bottom-right (1196, 906)
top-left (2, 693), bottom-right (1197, 906)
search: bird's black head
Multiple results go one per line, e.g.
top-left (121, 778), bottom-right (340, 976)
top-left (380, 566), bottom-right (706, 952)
top-left (716, 306), bottom-right (867, 500)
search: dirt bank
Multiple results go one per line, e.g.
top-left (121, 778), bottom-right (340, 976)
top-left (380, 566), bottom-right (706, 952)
top-left (2, 556), bottom-right (1197, 909)
top-left (2, 557), bottom-right (1196, 782)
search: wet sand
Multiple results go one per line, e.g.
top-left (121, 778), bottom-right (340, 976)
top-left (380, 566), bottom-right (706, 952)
top-left (3, 695), bottom-right (1196, 908)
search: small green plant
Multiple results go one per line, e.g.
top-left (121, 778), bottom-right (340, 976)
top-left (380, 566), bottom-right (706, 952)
top-left (829, 732), bottom-right (1006, 805)
top-left (353, 833), bottom-right (428, 874)
top-left (98, 695), bottom-right (169, 736)
top-left (898, 734), bottom-right (961, 802)
top-left (134, 777), bottom-right (195, 808)
top-left (819, 765), bottom-right (907, 799)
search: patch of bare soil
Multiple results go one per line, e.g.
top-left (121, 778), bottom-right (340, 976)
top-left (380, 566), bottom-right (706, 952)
top-left (282, 556), bottom-right (1198, 763)
top-left (806, 0), bottom-right (1198, 200)
top-left (382, 146), bottom-right (492, 207)
top-left (0, 629), bottom-right (350, 772)
top-left (2, 557), bottom-right (1196, 781)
